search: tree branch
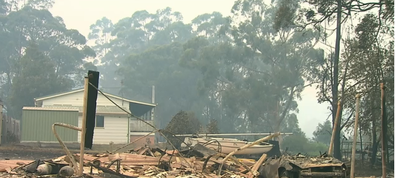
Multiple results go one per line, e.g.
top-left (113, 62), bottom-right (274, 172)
top-left (277, 86), bottom-right (296, 129)
top-left (341, 110), bottom-right (354, 129)
top-left (320, 72), bottom-right (332, 104)
top-left (339, 45), bottom-right (352, 103)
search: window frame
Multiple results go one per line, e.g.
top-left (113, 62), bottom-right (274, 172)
top-left (95, 115), bottom-right (105, 128)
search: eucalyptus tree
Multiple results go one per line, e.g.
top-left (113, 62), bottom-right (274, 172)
top-left (180, 0), bottom-right (323, 134)
top-left (178, 12), bottom-right (233, 128)
top-left (8, 43), bottom-right (72, 119)
top-left (88, 17), bottom-right (114, 61)
top-left (191, 11), bottom-right (232, 43)
top-left (117, 42), bottom-right (201, 128)
top-left (312, 120), bottom-right (333, 145)
top-left (341, 13), bottom-right (394, 164)
top-left (88, 7), bottom-right (190, 95)
top-left (0, 1), bottom-right (95, 118)
top-left (274, 0), bottom-right (392, 159)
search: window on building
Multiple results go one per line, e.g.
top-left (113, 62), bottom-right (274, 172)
top-left (96, 115), bottom-right (104, 128)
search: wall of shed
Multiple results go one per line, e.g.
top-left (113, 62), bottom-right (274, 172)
top-left (21, 110), bottom-right (78, 142)
top-left (77, 115), bottom-right (129, 144)
top-left (130, 132), bottom-right (155, 146)
top-left (42, 91), bottom-right (129, 109)
top-left (130, 119), bottom-right (155, 132)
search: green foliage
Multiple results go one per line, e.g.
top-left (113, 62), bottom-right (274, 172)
top-left (278, 114), bottom-right (330, 156)
top-left (165, 111), bottom-right (202, 134)
top-left (273, 0), bottom-right (391, 159)
top-left (306, 142), bottom-right (329, 156)
top-left (280, 113), bottom-right (305, 135)
top-left (340, 13), bottom-right (394, 163)
top-left (312, 120), bottom-right (332, 145)
top-left (117, 42), bottom-right (201, 128)
top-left (8, 43), bottom-right (72, 118)
top-left (283, 134), bottom-right (328, 156)
top-left (383, 0), bottom-right (394, 22)
top-left (282, 134), bottom-right (308, 154)
top-left (179, 0), bottom-right (322, 134)
top-left (0, 2), bottom-right (95, 118)
top-left (206, 119), bottom-right (219, 134)
top-left (191, 11), bottom-right (231, 42)
top-left (273, 0), bottom-right (299, 32)
top-left (90, 7), bottom-right (191, 95)
top-left (164, 111), bottom-right (202, 148)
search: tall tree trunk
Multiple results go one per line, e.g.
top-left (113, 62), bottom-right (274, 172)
top-left (332, 0), bottom-right (343, 160)
top-left (371, 103), bottom-right (378, 165)
top-left (359, 122), bottom-right (364, 162)
top-left (371, 137), bottom-right (380, 166)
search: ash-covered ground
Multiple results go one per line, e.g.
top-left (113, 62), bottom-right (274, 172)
top-left (0, 146), bottom-right (72, 160)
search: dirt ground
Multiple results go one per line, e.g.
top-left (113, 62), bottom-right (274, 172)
top-left (353, 161), bottom-right (393, 177)
top-left (0, 146), bottom-right (68, 160)
top-left (354, 162), bottom-right (382, 177)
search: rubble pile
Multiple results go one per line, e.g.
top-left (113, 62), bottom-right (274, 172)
top-left (0, 145), bottom-right (263, 178)
top-left (283, 153), bottom-right (345, 167)
top-left (259, 153), bottom-right (351, 178)
top-left (1, 147), bottom-right (392, 178)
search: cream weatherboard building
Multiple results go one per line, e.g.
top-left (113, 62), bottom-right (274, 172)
top-left (21, 89), bottom-right (156, 145)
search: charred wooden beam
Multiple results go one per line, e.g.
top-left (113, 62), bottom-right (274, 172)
top-left (300, 171), bottom-right (345, 177)
top-left (88, 162), bottom-right (137, 178)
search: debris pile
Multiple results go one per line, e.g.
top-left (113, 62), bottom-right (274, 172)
top-left (259, 153), bottom-right (348, 177)
top-left (0, 145), bottom-right (264, 178)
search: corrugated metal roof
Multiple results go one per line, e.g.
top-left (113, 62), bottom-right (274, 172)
top-left (24, 105), bottom-right (129, 115)
top-left (35, 89), bottom-right (156, 107)
top-left (23, 106), bottom-right (79, 112)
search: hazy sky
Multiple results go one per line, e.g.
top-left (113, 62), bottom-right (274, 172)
top-left (50, 0), bottom-right (330, 137)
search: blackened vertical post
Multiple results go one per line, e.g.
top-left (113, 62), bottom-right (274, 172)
top-left (78, 77), bottom-right (89, 176)
top-left (350, 94), bottom-right (361, 178)
top-left (380, 83), bottom-right (387, 178)
top-left (85, 71), bottom-right (99, 149)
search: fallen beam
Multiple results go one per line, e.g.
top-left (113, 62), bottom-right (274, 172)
top-left (218, 132), bottom-right (280, 175)
top-left (248, 154), bottom-right (267, 178)
top-left (300, 171), bottom-right (345, 177)
top-left (88, 162), bottom-right (138, 178)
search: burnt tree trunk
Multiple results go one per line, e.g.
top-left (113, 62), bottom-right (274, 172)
top-left (331, 0), bottom-right (343, 160)
top-left (371, 118), bottom-right (378, 165)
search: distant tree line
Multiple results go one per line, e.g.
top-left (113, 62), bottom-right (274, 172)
top-left (0, 0), bottom-right (393, 161)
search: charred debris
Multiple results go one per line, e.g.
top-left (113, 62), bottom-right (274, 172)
top-left (0, 141), bottom-right (351, 178)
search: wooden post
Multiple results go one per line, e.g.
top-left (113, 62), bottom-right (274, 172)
top-left (350, 94), bottom-right (361, 178)
top-left (78, 77), bottom-right (89, 176)
top-left (328, 101), bottom-right (342, 156)
top-left (380, 83), bottom-right (387, 178)
top-left (359, 123), bottom-right (364, 163)
top-left (248, 154), bottom-right (267, 178)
